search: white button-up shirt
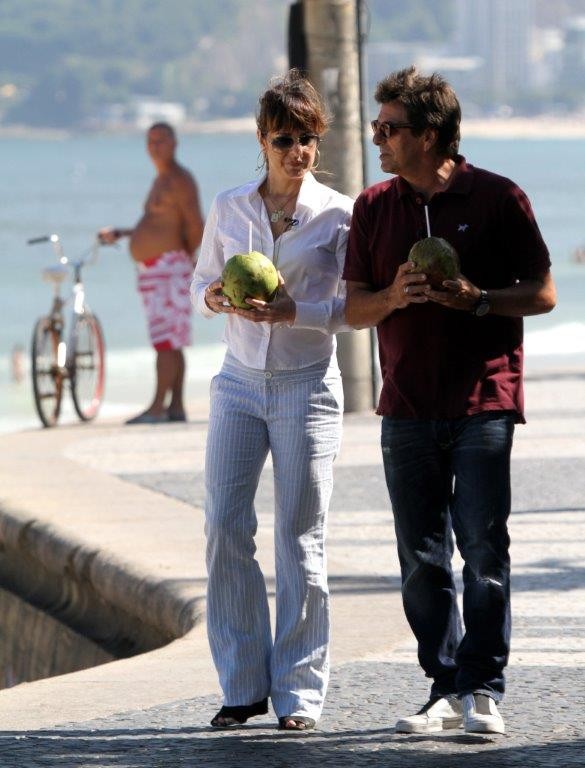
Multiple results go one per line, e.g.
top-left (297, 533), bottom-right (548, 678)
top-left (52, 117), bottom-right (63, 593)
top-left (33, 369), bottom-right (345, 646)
top-left (191, 172), bottom-right (354, 370)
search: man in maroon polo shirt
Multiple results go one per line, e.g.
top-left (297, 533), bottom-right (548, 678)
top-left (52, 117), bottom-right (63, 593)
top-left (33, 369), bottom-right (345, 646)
top-left (344, 67), bottom-right (556, 735)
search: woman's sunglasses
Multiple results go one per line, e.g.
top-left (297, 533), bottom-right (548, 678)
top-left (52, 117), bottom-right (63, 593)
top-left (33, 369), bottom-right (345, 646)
top-left (269, 134), bottom-right (320, 151)
top-left (370, 119), bottom-right (414, 139)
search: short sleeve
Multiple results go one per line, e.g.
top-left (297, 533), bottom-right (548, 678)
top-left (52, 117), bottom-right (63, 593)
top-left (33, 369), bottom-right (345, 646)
top-left (343, 192), bottom-right (374, 284)
top-left (500, 184), bottom-right (551, 280)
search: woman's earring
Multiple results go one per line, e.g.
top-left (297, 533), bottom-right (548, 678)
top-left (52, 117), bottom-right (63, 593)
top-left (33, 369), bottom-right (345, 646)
top-left (255, 150), bottom-right (267, 173)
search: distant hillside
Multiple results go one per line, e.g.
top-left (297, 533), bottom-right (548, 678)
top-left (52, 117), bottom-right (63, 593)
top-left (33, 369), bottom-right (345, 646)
top-left (0, 0), bottom-right (460, 128)
top-left (0, 0), bottom-right (291, 127)
top-left (0, 0), bottom-right (581, 128)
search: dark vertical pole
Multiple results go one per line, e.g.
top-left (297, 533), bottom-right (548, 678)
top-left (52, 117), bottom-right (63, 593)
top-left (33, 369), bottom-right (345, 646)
top-left (288, 2), bottom-right (307, 73)
top-left (289, 1), bottom-right (374, 412)
top-left (355, 0), bottom-right (380, 406)
top-left (356, 0), bottom-right (368, 190)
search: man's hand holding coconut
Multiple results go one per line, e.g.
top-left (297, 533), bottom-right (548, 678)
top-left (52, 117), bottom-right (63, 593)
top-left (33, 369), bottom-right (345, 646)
top-left (406, 234), bottom-right (484, 312)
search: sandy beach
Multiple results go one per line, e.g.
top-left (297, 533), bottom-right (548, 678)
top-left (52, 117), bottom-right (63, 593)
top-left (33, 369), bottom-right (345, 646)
top-left (461, 114), bottom-right (585, 139)
top-left (184, 113), bottom-right (585, 139)
top-left (2, 113), bottom-right (585, 140)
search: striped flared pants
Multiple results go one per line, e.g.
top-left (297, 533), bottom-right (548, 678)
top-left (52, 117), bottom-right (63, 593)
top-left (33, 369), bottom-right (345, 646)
top-left (204, 352), bottom-right (343, 721)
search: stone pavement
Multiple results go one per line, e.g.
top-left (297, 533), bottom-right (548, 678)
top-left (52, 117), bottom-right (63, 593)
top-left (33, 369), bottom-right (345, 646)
top-left (0, 371), bottom-right (584, 766)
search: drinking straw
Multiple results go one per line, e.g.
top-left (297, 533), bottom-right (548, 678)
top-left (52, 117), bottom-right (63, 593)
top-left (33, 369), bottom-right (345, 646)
top-left (248, 221), bottom-right (253, 253)
top-left (424, 205), bottom-right (431, 238)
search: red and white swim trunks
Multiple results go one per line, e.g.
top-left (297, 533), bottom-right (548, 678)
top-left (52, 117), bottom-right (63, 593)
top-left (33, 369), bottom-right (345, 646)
top-left (137, 250), bottom-right (193, 351)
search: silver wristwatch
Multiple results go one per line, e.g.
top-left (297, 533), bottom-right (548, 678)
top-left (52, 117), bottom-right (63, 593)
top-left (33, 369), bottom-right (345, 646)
top-left (472, 289), bottom-right (490, 317)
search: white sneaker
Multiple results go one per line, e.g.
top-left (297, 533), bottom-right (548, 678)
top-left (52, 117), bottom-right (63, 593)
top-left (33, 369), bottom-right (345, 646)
top-left (395, 696), bottom-right (463, 733)
top-left (461, 693), bottom-right (505, 734)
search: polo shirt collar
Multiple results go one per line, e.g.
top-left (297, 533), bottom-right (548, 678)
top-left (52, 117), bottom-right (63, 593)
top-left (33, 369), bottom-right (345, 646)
top-left (445, 155), bottom-right (473, 195)
top-left (396, 155), bottom-right (473, 198)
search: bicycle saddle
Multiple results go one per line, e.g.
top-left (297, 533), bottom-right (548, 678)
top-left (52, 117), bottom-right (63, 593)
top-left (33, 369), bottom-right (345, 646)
top-left (42, 265), bottom-right (69, 284)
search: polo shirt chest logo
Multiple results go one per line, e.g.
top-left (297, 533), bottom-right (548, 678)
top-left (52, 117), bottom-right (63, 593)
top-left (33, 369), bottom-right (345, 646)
top-left (458, 223), bottom-right (470, 232)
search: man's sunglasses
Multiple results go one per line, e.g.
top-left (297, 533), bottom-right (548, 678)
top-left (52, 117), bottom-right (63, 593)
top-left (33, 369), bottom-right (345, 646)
top-left (370, 119), bottom-right (414, 138)
top-left (269, 133), bottom-right (320, 151)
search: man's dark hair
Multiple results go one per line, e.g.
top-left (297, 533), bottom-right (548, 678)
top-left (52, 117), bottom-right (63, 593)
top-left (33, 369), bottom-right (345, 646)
top-left (148, 122), bottom-right (176, 138)
top-left (375, 66), bottom-right (461, 159)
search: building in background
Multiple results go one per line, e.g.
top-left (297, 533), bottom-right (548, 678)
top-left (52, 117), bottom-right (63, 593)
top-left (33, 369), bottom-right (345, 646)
top-left (364, 0), bottom-right (585, 116)
top-left (561, 15), bottom-right (585, 89)
top-left (89, 99), bottom-right (186, 132)
top-left (454, 0), bottom-right (534, 104)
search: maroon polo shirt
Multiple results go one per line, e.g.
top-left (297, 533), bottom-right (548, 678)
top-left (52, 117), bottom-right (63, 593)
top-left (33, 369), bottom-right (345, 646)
top-left (343, 156), bottom-right (551, 421)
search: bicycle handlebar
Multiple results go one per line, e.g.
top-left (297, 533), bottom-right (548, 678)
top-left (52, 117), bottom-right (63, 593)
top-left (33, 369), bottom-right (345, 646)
top-left (27, 233), bottom-right (103, 271)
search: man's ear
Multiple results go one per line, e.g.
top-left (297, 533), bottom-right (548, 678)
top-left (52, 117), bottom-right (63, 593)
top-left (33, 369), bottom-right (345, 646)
top-left (422, 126), bottom-right (438, 153)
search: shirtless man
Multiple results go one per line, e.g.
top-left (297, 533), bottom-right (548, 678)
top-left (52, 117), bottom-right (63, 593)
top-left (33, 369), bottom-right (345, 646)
top-left (99, 122), bottom-right (204, 424)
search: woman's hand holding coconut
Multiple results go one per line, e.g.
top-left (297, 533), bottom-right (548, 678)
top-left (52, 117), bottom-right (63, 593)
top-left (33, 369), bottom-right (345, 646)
top-left (236, 274), bottom-right (296, 324)
top-left (204, 279), bottom-right (235, 314)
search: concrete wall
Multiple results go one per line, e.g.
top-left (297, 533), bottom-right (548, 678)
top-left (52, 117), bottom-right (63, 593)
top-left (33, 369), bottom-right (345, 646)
top-left (0, 503), bottom-right (203, 690)
top-left (0, 586), bottom-right (113, 688)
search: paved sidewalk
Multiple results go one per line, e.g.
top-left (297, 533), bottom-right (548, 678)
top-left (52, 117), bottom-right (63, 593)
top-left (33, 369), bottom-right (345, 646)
top-left (0, 371), bottom-right (584, 766)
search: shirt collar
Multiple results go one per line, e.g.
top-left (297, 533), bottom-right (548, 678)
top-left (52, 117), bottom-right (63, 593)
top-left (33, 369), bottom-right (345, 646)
top-left (396, 155), bottom-right (473, 198)
top-left (296, 171), bottom-right (320, 211)
top-left (248, 171), bottom-right (321, 211)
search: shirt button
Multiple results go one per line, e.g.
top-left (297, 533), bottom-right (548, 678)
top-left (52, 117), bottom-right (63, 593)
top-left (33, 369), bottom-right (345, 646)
top-left (415, 196), bottom-right (423, 205)
top-left (264, 371), bottom-right (272, 379)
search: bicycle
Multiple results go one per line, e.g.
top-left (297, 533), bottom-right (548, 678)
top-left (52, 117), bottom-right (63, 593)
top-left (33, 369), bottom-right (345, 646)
top-left (28, 234), bottom-right (106, 428)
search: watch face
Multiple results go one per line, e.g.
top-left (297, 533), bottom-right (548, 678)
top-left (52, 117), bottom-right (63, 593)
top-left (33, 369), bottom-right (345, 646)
top-left (475, 301), bottom-right (490, 317)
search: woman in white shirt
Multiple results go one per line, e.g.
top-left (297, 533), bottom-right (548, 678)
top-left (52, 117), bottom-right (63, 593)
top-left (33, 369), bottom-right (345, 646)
top-left (191, 70), bottom-right (353, 732)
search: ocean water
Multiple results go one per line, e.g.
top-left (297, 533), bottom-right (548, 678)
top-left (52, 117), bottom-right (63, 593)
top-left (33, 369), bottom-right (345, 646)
top-left (1, 131), bottom-right (584, 431)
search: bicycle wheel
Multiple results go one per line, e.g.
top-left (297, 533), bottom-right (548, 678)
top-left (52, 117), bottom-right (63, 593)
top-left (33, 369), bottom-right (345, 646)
top-left (31, 316), bottom-right (63, 428)
top-left (70, 312), bottom-right (106, 421)
top-left (70, 313), bottom-right (106, 421)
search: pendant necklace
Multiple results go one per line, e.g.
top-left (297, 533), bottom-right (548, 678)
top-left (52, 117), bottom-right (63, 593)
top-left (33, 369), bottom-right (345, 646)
top-left (265, 189), bottom-right (298, 223)
top-left (258, 197), bottom-right (296, 269)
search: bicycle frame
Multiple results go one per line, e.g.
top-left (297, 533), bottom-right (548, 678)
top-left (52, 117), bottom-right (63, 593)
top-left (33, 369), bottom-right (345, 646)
top-left (29, 234), bottom-right (105, 427)
top-left (66, 264), bottom-right (91, 369)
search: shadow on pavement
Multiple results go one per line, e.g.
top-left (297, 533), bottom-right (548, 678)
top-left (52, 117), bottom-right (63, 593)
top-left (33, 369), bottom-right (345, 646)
top-left (159, 573), bottom-right (402, 600)
top-left (0, 729), bottom-right (583, 767)
top-left (512, 557), bottom-right (585, 593)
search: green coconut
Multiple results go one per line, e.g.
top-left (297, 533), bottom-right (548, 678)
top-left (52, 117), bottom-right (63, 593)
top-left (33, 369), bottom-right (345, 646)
top-left (408, 236), bottom-right (460, 289)
top-left (222, 251), bottom-right (279, 309)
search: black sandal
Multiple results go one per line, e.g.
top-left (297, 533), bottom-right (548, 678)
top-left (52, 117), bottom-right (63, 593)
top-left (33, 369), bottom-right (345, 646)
top-left (278, 715), bottom-right (316, 731)
top-left (210, 698), bottom-right (269, 728)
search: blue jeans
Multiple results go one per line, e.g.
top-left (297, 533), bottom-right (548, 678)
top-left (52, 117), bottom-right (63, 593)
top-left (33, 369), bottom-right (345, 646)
top-left (381, 411), bottom-right (515, 702)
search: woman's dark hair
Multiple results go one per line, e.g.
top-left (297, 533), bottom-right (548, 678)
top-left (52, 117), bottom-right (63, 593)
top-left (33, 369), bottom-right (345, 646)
top-left (375, 66), bottom-right (461, 158)
top-left (257, 69), bottom-right (329, 136)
